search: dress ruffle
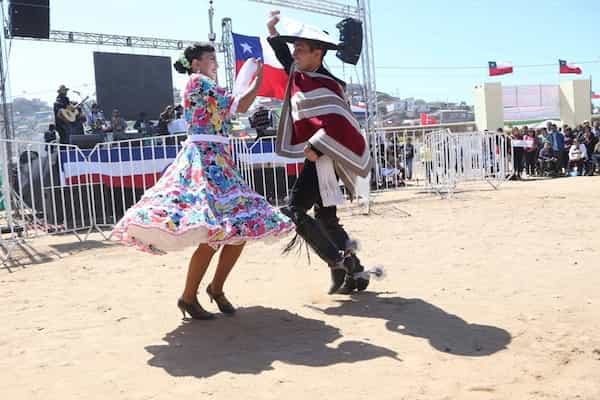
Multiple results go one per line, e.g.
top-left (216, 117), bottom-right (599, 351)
top-left (111, 140), bottom-right (294, 254)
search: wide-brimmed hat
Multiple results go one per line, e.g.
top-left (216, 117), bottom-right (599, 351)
top-left (278, 20), bottom-right (339, 50)
top-left (57, 84), bottom-right (69, 92)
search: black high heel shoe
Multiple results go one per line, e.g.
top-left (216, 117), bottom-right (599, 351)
top-left (206, 284), bottom-right (236, 315)
top-left (177, 298), bottom-right (215, 320)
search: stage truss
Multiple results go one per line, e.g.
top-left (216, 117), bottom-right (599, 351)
top-left (240, 0), bottom-right (379, 134)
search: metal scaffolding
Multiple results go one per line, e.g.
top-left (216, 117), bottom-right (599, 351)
top-left (221, 18), bottom-right (236, 93)
top-left (6, 29), bottom-right (223, 52)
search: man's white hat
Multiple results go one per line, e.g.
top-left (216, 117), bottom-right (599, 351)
top-left (278, 18), bottom-right (339, 50)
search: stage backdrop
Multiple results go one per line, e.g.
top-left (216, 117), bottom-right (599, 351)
top-left (93, 52), bottom-right (174, 121)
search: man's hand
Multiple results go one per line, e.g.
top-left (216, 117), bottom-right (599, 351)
top-left (304, 145), bottom-right (319, 162)
top-left (267, 10), bottom-right (280, 36)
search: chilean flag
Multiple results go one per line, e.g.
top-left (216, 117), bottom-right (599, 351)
top-left (420, 113), bottom-right (439, 125)
top-left (488, 61), bottom-right (513, 76)
top-left (559, 59), bottom-right (582, 74)
top-left (592, 91), bottom-right (600, 99)
top-left (232, 32), bottom-right (288, 100)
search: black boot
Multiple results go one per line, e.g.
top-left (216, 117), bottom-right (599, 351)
top-left (336, 254), bottom-right (369, 294)
top-left (317, 215), bottom-right (369, 295)
top-left (281, 207), bottom-right (348, 294)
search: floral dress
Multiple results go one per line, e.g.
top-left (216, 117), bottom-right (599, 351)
top-left (111, 74), bottom-right (294, 254)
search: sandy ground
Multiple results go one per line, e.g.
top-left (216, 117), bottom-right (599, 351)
top-left (1, 177), bottom-right (600, 400)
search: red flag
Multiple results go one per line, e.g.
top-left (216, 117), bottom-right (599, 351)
top-left (420, 113), bottom-right (439, 125)
top-left (233, 33), bottom-right (288, 99)
top-left (559, 59), bottom-right (582, 75)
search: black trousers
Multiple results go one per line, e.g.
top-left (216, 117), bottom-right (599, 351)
top-left (513, 148), bottom-right (524, 175)
top-left (524, 151), bottom-right (537, 175)
top-left (285, 159), bottom-right (359, 261)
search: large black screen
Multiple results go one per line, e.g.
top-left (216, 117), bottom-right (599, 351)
top-left (93, 52), bottom-right (174, 121)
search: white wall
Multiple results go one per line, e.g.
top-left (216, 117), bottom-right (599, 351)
top-left (474, 82), bottom-right (504, 131)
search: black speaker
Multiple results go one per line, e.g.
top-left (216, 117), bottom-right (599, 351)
top-left (9, 0), bottom-right (50, 39)
top-left (335, 18), bottom-right (363, 65)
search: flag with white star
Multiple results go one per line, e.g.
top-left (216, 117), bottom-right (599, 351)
top-left (232, 32), bottom-right (288, 99)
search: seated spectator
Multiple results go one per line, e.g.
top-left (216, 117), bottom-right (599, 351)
top-left (537, 142), bottom-right (558, 176)
top-left (568, 138), bottom-right (588, 176)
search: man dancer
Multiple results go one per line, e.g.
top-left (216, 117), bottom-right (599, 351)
top-left (267, 12), bottom-right (372, 294)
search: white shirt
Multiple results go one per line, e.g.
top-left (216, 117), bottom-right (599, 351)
top-left (569, 144), bottom-right (588, 161)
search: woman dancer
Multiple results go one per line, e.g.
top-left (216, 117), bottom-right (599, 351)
top-left (112, 43), bottom-right (294, 320)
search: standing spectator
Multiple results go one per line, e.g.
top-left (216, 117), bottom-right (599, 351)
top-left (549, 124), bottom-right (564, 173)
top-left (538, 127), bottom-right (553, 147)
top-left (157, 106), bottom-right (174, 136)
top-left (523, 129), bottom-right (538, 176)
top-left (568, 138), bottom-right (588, 176)
top-left (511, 127), bottom-right (524, 179)
top-left (562, 127), bottom-right (575, 175)
top-left (174, 105), bottom-right (184, 119)
top-left (592, 121), bottom-right (600, 138)
top-left (575, 124), bottom-right (585, 141)
top-left (591, 139), bottom-right (600, 174)
top-left (44, 124), bottom-right (58, 144)
top-left (403, 136), bottom-right (415, 180)
top-left (582, 128), bottom-right (598, 175)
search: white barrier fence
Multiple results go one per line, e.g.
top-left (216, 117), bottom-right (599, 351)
top-left (422, 130), bottom-right (512, 194)
top-left (1, 130), bottom-right (512, 264)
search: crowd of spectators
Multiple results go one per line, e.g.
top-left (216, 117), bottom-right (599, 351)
top-left (506, 120), bottom-right (600, 178)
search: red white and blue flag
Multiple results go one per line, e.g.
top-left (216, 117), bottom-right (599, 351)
top-left (232, 32), bottom-right (288, 100)
top-left (488, 61), bottom-right (513, 76)
top-left (559, 59), bottom-right (582, 74)
top-left (60, 146), bottom-right (179, 188)
top-left (60, 142), bottom-right (303, 188)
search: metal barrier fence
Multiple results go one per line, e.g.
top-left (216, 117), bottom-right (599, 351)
top-left (422, 130), bottom-right (512, 195)
top-left (1, 129), bottom-right (512, 264)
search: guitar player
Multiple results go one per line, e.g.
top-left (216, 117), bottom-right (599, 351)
top-left (53, 84), bottom-right (73, 144)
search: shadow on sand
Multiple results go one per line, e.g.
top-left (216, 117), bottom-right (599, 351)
top-left (309, 292), bottom-right (511, 357)
top-left (145, 306), bottom-right (400, 378)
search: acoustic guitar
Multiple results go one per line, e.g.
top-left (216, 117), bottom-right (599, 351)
top-left (58, 96), bottom-right (89, 122)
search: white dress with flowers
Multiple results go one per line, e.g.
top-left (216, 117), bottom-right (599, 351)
top-left (111, 74), bottom-right (294, 254)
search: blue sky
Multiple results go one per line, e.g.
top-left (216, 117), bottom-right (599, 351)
top-left (4, 0), bottom-right (600, 106)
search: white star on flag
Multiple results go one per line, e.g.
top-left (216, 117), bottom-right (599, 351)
top-left (240, 42), bottom-right (253, 53)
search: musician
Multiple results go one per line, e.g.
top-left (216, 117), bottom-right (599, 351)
top-left (87, 103), bottom-right (105, 134)
top-left (109, 109), bottom-right (128, 135)
top-left (53, 84), bottom-right (72, 144)
top-left (134, 112), bottom-right (154, 135)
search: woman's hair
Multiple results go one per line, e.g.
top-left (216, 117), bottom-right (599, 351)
top-left (173, 42), bottom-right (215, 75)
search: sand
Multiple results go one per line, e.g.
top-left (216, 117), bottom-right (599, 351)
top-left (1, 177), bottom-right (600, 400)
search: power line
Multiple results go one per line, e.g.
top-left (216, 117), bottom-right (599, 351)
top-left (330, 60), bottom-right (600, 71)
